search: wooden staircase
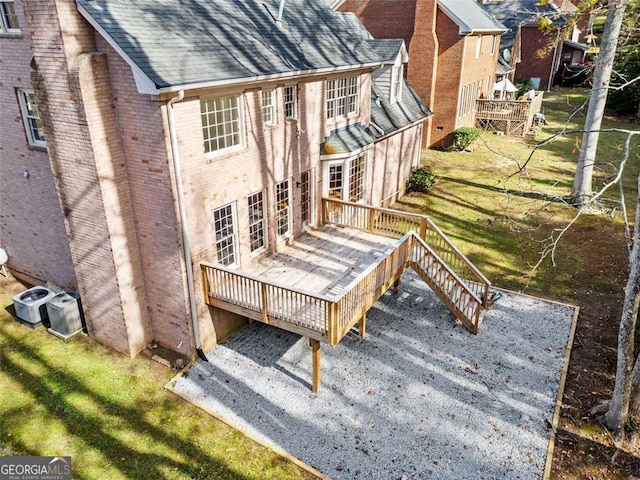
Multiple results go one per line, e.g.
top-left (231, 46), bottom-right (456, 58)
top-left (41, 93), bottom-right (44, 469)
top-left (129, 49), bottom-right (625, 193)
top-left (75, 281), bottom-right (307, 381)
top-left (409, 234), bottom-right (484, 333)
top-left (323, 198), bottom-right (492, 333)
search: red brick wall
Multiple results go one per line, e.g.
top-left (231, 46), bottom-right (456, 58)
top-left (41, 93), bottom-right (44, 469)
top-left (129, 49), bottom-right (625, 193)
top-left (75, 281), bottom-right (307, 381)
top-left (22, 0), bottom-right (152, 356)
top-left (0, 0), bottom-right (77, 287)
top-left (517, 26), bottom-right (556, 90)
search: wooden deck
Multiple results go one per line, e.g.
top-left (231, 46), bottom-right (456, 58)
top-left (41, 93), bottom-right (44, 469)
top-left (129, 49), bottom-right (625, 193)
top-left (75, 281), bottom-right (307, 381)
top-left (475, 91), bottom-right (544, 137)
top-left (201, 199), bottom-right (492, 392)
top-left (247, 225), bottom-right (398, 297)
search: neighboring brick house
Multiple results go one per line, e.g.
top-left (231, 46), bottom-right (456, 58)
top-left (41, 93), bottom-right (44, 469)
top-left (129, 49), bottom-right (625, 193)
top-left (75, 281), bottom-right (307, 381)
top-left (481, 0), bottom-right (587, 90)
top-left (0, 0), bottom-right (431, 357)
top-left (335, 0), bottom-right (506, 148)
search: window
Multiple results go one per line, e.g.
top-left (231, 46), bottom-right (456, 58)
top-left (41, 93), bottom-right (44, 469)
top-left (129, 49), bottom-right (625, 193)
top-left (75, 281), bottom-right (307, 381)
top-left (276, 180), bottom-right (290, 237)
top-left (213, 203), bottom-right (238, 266)
top-left (262, 89), bottom-right (275, 126)
top-left (248, 191), bottom-right (266, 253)
top-left (18, 90), bottom-right (45, 148)
top-left (201, 96), bottom-right (242, 154)
top-left (490, 35), bottom-right (497, 55)
top-left (328, 164), bottom-right (343, 199)
top-left (458, 80), bottom-right (482, 118)
top-left (326, 76), bottom-right (358, 120)
top-left (324, 155), bottom-right (367, 202)
top-left (0, 1), bottom-right (19, 33)
top-left (300, 170), bottom-right (311, 227)
top-left (390, 66), bottom-right (403, 103)
top-left (284, 85), bottom-right (297, 120)
top-left (475, 35), bottom-right (482, 58)
top-left (348, 156), bottom-right (365, 202)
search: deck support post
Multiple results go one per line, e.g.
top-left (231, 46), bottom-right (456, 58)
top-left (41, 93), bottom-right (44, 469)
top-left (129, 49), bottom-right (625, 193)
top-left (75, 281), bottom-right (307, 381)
top-left (393, 278), bottom-right (401, 294)
top-left (310, 338), bottom-right (321, 393)
top-left (358, 313), bottom-right (366, 338)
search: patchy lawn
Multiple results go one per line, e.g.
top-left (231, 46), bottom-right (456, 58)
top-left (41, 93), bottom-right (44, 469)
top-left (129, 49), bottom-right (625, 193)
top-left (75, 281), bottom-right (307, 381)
top-left (0, 277), bottom-right (316, 480)
top-left (400, 88), bottom-right (640, 478)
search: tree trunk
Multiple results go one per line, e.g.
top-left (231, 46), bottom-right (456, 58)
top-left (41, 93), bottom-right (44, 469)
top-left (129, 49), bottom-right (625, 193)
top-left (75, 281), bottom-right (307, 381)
top-left (571, 0), bottom-right (629, 206)
top-left (604, 174), bottom-right (640, 433)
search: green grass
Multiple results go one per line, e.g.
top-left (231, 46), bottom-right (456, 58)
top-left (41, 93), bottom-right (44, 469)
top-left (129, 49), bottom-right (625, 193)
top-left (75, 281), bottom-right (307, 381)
top-left (397, 88), bottom-right (639, 304)
top-left (0, 279), bottom-right (315, 480)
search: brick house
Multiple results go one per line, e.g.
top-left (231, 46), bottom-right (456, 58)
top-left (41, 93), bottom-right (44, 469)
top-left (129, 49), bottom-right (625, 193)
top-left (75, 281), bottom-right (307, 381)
top-left (0, 0), bottom-right (433, 359)
top-left (481, 0), bottom-right (587, 90)
top-left (335, 0), bottom-right (506, 148)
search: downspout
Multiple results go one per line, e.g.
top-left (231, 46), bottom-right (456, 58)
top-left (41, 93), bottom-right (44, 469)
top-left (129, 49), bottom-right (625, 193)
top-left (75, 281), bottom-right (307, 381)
top-left (167, 90), bottom-right (208, 362)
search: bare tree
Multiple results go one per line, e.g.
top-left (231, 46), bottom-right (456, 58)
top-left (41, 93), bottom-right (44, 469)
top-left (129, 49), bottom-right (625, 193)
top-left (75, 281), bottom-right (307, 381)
top-left (571, 0), bottom-right (630, 206)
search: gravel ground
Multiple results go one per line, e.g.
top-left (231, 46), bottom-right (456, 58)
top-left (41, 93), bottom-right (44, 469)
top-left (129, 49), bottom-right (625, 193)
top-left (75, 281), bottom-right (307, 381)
top-left (172, 270), bottom-right (576, 479)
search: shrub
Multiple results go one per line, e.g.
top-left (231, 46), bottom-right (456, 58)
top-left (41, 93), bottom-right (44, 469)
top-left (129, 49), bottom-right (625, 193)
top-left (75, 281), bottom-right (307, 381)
top-left (407, 166), bottom-right (437, 193)
top-left (515, 78), bottom-right (534, 99)
top-left (453, 127), bottom-right (480, 151)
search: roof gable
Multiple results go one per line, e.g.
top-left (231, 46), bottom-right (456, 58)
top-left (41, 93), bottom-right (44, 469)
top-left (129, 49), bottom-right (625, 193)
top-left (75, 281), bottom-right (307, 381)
top-left (77, 0), bottom-right (405, 93)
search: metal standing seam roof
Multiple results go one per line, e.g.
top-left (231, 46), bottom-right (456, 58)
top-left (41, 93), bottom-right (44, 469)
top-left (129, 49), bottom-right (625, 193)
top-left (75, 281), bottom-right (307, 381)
top-left (76, 0), bottom-right (406, 92)
top-left (438, 0), bottom-right (507, 34)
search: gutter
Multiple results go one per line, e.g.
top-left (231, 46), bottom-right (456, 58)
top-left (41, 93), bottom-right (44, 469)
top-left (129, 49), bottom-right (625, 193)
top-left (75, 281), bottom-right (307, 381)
top-left (167, 90), bottom-right (208, 362)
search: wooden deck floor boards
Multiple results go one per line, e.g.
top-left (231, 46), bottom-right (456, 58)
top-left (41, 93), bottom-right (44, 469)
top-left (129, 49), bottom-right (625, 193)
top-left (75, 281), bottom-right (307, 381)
top-left (244, 225), bottom-right (398, 297)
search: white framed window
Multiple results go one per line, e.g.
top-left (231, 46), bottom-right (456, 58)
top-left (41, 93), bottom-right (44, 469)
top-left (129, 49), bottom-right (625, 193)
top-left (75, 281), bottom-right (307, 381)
top-left (348, 155), bottom-right (365, 202)
top-left (490, 35), bottom-right (497, 55)
top-left (248, 191), bottom-right (266, 253)
top-left (326, 76), bottom-right (358, 120)
top-left (323, 154), bottom-right (367, 202)
top-left (283, 85), bottom-right (297, 120)
top-left (276, 180), bottom-right (291, 237)
top-left (475, 35), bottom-right (482, 58)
top-left (213, 203), bottom-right (238, 266)
top-left (18, 90), bottom-right (45, 148)
top-left (390, 65), bottom-right (403, 103)
top-left (328, 164), bottom-right (343, 199)
top-left (300, 170), bottom-right (312, 228)
top-left (0, 1), bottom-right (19, 33)
top-left (262, 89), bottom-right (275, 126)
top-left (201, 95), bottom-right (242, 154)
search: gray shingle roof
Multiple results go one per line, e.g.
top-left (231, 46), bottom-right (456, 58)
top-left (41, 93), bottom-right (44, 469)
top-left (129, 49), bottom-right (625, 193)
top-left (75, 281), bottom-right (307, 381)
top-left (370, 80), bottom-right (433, 140)
top-left (438, 0), bottom-right (506, 34)
top-left (481, 0), bottom-right (568, 55)
top-left (76, 0), bottom-right (405, 91)
top-left (320, 79), bottom-right (432, 154)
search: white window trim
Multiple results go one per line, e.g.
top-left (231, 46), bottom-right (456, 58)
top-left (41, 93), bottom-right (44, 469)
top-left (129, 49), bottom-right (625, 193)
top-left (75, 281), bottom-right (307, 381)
top-left (283, 85), bottom-right (297, 120)
top-left (213, 202), bottom-right (239, 267)
top-left (299, 169), bottom-right (315, 229)
top-left (200, 94), bottom-right (245, 157)
top-left (276, 180), bottom-right (292, 238)
top-left (390, 65), bottom-right (403, 104)
top-left (490, 35), bottom-right (497, 55)
top-left (262, 89), bottom-right (276, 126)
top-left (326, 75), bottom-right (359, 120)
top-left (475, 35), bottom-right (482, 58)
top-left (248, 190), bottom-right (268, 256)
top-left (18, 89), bottom-right (46, 148)
top-left (0, 0), bottom-right (20, 34)
top-left (322, 154), bottom-right (368, 203)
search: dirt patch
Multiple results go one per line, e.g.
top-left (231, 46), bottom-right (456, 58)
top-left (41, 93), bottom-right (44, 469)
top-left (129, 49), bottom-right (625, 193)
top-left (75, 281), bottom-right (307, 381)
top-left (550, 220), bottom-right (640, 479)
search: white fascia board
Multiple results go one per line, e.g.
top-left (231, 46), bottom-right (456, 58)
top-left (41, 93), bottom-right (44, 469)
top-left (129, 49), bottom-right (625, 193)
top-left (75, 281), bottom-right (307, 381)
top-left (76, 4), bottom-right (159, 95)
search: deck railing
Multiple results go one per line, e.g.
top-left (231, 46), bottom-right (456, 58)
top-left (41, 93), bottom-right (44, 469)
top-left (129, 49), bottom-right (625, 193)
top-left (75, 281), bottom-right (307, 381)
top-left (202, 233), bottom-right (413, 346)
top-left (321, 198), bottom-right (491, 308)
top-left (475, 91), bottom-right (544, 136)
